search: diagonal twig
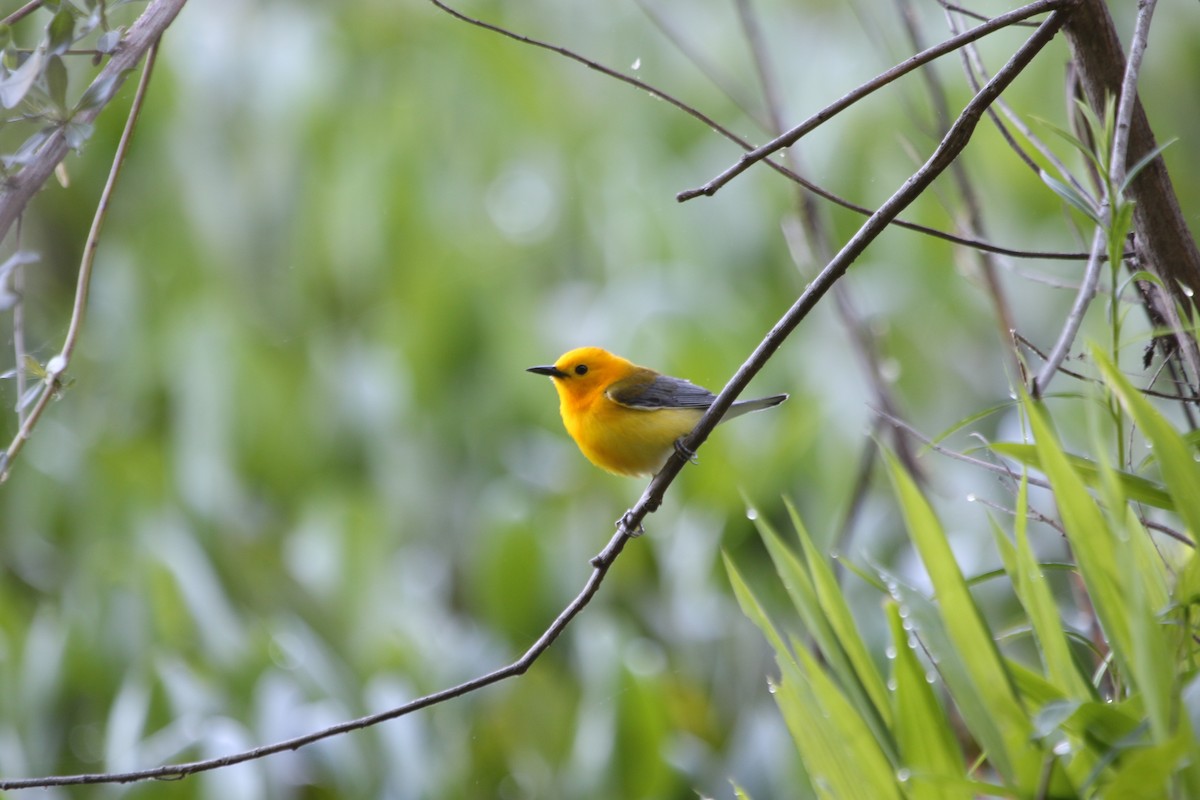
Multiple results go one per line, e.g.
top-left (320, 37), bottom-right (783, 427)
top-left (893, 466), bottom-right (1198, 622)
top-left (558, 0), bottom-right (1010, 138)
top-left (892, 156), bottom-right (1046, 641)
top-left (0, 528), bottom-right (631, 788)
top-left (677, 0), bottom-right (1070, 201)
top-left (432, 0), bottom-right (1091, 262)
top-left (1, 41), bottom-right (160, 482)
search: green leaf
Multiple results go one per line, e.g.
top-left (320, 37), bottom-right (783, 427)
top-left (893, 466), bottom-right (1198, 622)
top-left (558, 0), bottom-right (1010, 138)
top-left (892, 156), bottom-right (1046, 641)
top-left (45, 54), bottom-right (67, 109)
top-left (47, 8), bottom-right (75, 57)
top-left (885, 601), bottom-right (965, 800)
top-left (1040, 169), bottom-right (1101, 224)
top-left (988, 441), bottom-right (1173, 510)
top-left (74, 66), bottom-right (128, 114)
top-left (884, 452), bottom-right (1043, 788)
top-left (1120, 139), bottom-right (1178, 194)
top-left (726, 556), bottom-right (900, 800)
top-left (1093, 348), bottom-right (1200, 540)
top-left (785, 498), bottom-right (892, 729)
top-left (1098, 731), bottom-right (1191, 799)
top-left (0, 49), bottom-right (44, 109)
top-left (998, 475), bottom-right (1094, 699)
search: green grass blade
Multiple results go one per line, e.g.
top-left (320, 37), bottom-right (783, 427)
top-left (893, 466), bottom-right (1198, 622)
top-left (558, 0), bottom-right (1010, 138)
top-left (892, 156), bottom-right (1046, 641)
top-left (885, 601), bottom-right (964, 800)
top-left (1003, 474), bottom-right (1094, 699)
top-left (753, 513), bottom-right (894, 753)
top-left (785, 498), bottom-right (892, 727)
top-left (725, 555), bottom-right (901, 800)
top-left (1093, 349), bottom-right (1200, 539)
top-left (987, 442), bottom-right (1173, 510)
top-left (884, 450), bottom-right (1042, 787)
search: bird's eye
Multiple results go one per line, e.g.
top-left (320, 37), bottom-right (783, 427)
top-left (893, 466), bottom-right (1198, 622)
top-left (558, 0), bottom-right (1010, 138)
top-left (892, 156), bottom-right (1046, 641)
top-left (574, 364), bottom-right (589, 376)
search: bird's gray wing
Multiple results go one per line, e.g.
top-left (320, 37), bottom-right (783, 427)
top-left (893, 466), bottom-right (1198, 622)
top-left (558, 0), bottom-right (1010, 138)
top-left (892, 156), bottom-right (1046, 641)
top-left (608, 374), bottom-right (716, 410)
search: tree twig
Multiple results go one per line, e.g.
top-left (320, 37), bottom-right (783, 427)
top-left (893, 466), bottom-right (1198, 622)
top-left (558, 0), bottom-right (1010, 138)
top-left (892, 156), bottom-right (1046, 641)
top-left (0, 527), bottom-right (632, 789)
top-left (427, 0), bottom-right (1092, 263)
top-left (0, 41), bottom-right (160, 482)
top-left (676, 0), bottom-right (1069, 201)
top-left (1033, 225), bottom-right (1107, 397)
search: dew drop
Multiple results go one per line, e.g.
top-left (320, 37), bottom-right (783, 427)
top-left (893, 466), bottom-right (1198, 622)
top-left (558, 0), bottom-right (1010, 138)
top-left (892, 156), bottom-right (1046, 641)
top-left (746, 507), bottom-right (759, 521)
top-left (631, 57), bottom-right (642, 70)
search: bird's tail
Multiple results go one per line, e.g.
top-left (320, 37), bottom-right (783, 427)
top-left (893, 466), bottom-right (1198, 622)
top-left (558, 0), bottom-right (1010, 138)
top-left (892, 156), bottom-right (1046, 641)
top-left (722, 393), bottom-right (789, 422)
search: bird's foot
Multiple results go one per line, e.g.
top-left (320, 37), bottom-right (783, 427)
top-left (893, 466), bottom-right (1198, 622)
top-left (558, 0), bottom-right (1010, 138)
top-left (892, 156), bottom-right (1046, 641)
top-left (616, 511), bottom-right (645, 537)
top-left (674, 437), bottom-right (699, 465)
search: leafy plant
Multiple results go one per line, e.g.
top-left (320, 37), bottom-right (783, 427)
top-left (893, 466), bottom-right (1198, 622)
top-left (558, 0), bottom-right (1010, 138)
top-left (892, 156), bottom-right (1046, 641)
top-left (730, 354), bottom-right (1200, 798)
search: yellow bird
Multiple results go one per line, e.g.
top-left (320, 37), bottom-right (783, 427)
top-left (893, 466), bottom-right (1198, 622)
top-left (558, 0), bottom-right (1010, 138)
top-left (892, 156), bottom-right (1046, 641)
top-left (528, 346), bottom-right (787, 477)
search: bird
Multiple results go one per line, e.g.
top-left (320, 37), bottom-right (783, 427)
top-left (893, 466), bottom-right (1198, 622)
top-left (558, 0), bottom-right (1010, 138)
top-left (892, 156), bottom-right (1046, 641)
top-left (527, 346), bottom-right (787, 478)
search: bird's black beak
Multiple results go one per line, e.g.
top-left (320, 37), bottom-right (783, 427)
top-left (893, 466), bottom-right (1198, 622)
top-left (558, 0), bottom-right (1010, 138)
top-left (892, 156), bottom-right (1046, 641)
top-left (527, 364), bottom-right (568, 378)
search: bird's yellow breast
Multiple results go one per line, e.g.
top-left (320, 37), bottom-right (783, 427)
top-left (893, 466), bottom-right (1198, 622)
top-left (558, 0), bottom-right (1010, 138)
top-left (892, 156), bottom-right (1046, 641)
top-left (559, 387), bottom-right (702, 477)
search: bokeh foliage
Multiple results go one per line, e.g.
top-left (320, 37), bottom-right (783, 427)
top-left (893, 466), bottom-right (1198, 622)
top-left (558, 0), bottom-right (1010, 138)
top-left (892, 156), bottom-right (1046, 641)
top-left (0, 0), bottom-right (1198, 798)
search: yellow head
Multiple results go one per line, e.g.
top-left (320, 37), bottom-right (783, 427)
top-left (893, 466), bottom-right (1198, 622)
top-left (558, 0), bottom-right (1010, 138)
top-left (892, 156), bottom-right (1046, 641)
top-left (526, 346), bottom-right (638, 409)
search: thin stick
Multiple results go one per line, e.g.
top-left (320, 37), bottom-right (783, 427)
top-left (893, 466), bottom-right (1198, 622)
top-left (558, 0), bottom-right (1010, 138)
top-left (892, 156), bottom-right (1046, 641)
top-left (0, 528), bottom-right (631, 789)
top-left (0, 42), bottom-right (159, 482)
top-left (677, 0), bottom-right (1071, 201)
top-left (426, 0), bottom-right (1094, 263)
top-left (1109, 0), bottom-right (1157, 192)
top-left (12, 217), bottom-right (27, 423)
top-left (1, 0), bottom-right (43, 26)
top-left (1032, 225), bottom-right (1107, 397)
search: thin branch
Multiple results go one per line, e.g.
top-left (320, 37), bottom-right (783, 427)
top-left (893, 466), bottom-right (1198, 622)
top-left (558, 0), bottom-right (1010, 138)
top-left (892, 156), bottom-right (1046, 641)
top-left (1033, 225), bottom-right (1107, 397)
top-left (936, 1), bottom-right (1041, 27)
top-left (1108, 0), bottom-right (1158, 192)
top-left (428, 0), bottom-right (1092, 262)
top-left (634, 0), bottom-right (768, 131)
top-left (0, 41), bottom-right (159, 482)
top-left (0, 0), bottom-right (189, 245)
top-left (12, 218), bottom-right (27, 423)
top-left (677, 0), bottom-right (1070, 201)
top-left (0, 527), bottom-right (632, 789)
top-left (953, 12), bottom-right (1090, 196)
top-left (1, 0), bottom-right (44, 26)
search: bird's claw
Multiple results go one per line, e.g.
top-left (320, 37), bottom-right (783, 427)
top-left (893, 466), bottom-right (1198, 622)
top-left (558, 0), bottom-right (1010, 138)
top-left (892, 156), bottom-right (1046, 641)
top-left (674, 437), bottom-right (699, 465)
top-left (616, 511), bottom-right (645, 537)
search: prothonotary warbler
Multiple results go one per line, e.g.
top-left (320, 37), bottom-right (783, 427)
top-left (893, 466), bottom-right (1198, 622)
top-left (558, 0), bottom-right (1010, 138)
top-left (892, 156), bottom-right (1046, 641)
top-left (527, 346), bottom-right (788, 477)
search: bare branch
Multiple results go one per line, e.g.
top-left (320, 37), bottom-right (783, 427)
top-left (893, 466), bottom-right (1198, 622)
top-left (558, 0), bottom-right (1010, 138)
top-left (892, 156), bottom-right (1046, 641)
top-left (428, 0), bottom-right (1096, 267)
top-left (0, 527), bottom-right (632, 789)
top-left (1108, 0), bottom-right (1158, 192)
top-left (677, 0), bottom-right (1071, 201)
top-left (1033, 225), bottom-right (1107, 397)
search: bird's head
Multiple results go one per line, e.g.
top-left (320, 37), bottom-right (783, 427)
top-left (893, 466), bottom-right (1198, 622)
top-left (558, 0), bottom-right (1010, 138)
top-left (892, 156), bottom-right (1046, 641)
top-left (527, 346), bottom-right (633, 401)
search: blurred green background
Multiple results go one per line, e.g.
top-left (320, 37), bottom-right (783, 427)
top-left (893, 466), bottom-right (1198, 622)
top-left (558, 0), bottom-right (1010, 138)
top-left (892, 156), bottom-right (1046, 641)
top-left (1, 0), bottom-right (1198, 797)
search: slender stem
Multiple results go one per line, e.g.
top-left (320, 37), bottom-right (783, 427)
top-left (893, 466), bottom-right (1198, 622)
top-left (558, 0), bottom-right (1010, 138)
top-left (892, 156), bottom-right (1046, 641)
top-left (677, 0), bottom-right (1071, 201)
top-left (1032, 225), bottom-right (1107, 397)
top-left (0, 42), bottom-right (159, 482)
top-left (12, 217), bottom-right (27, 423)
top-left (1109, 0), bottom-right (1158, 192)
top-left (427, 0), bottom-right (1091, 263)
top-left (0, 0), bottom-right (188, 245)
